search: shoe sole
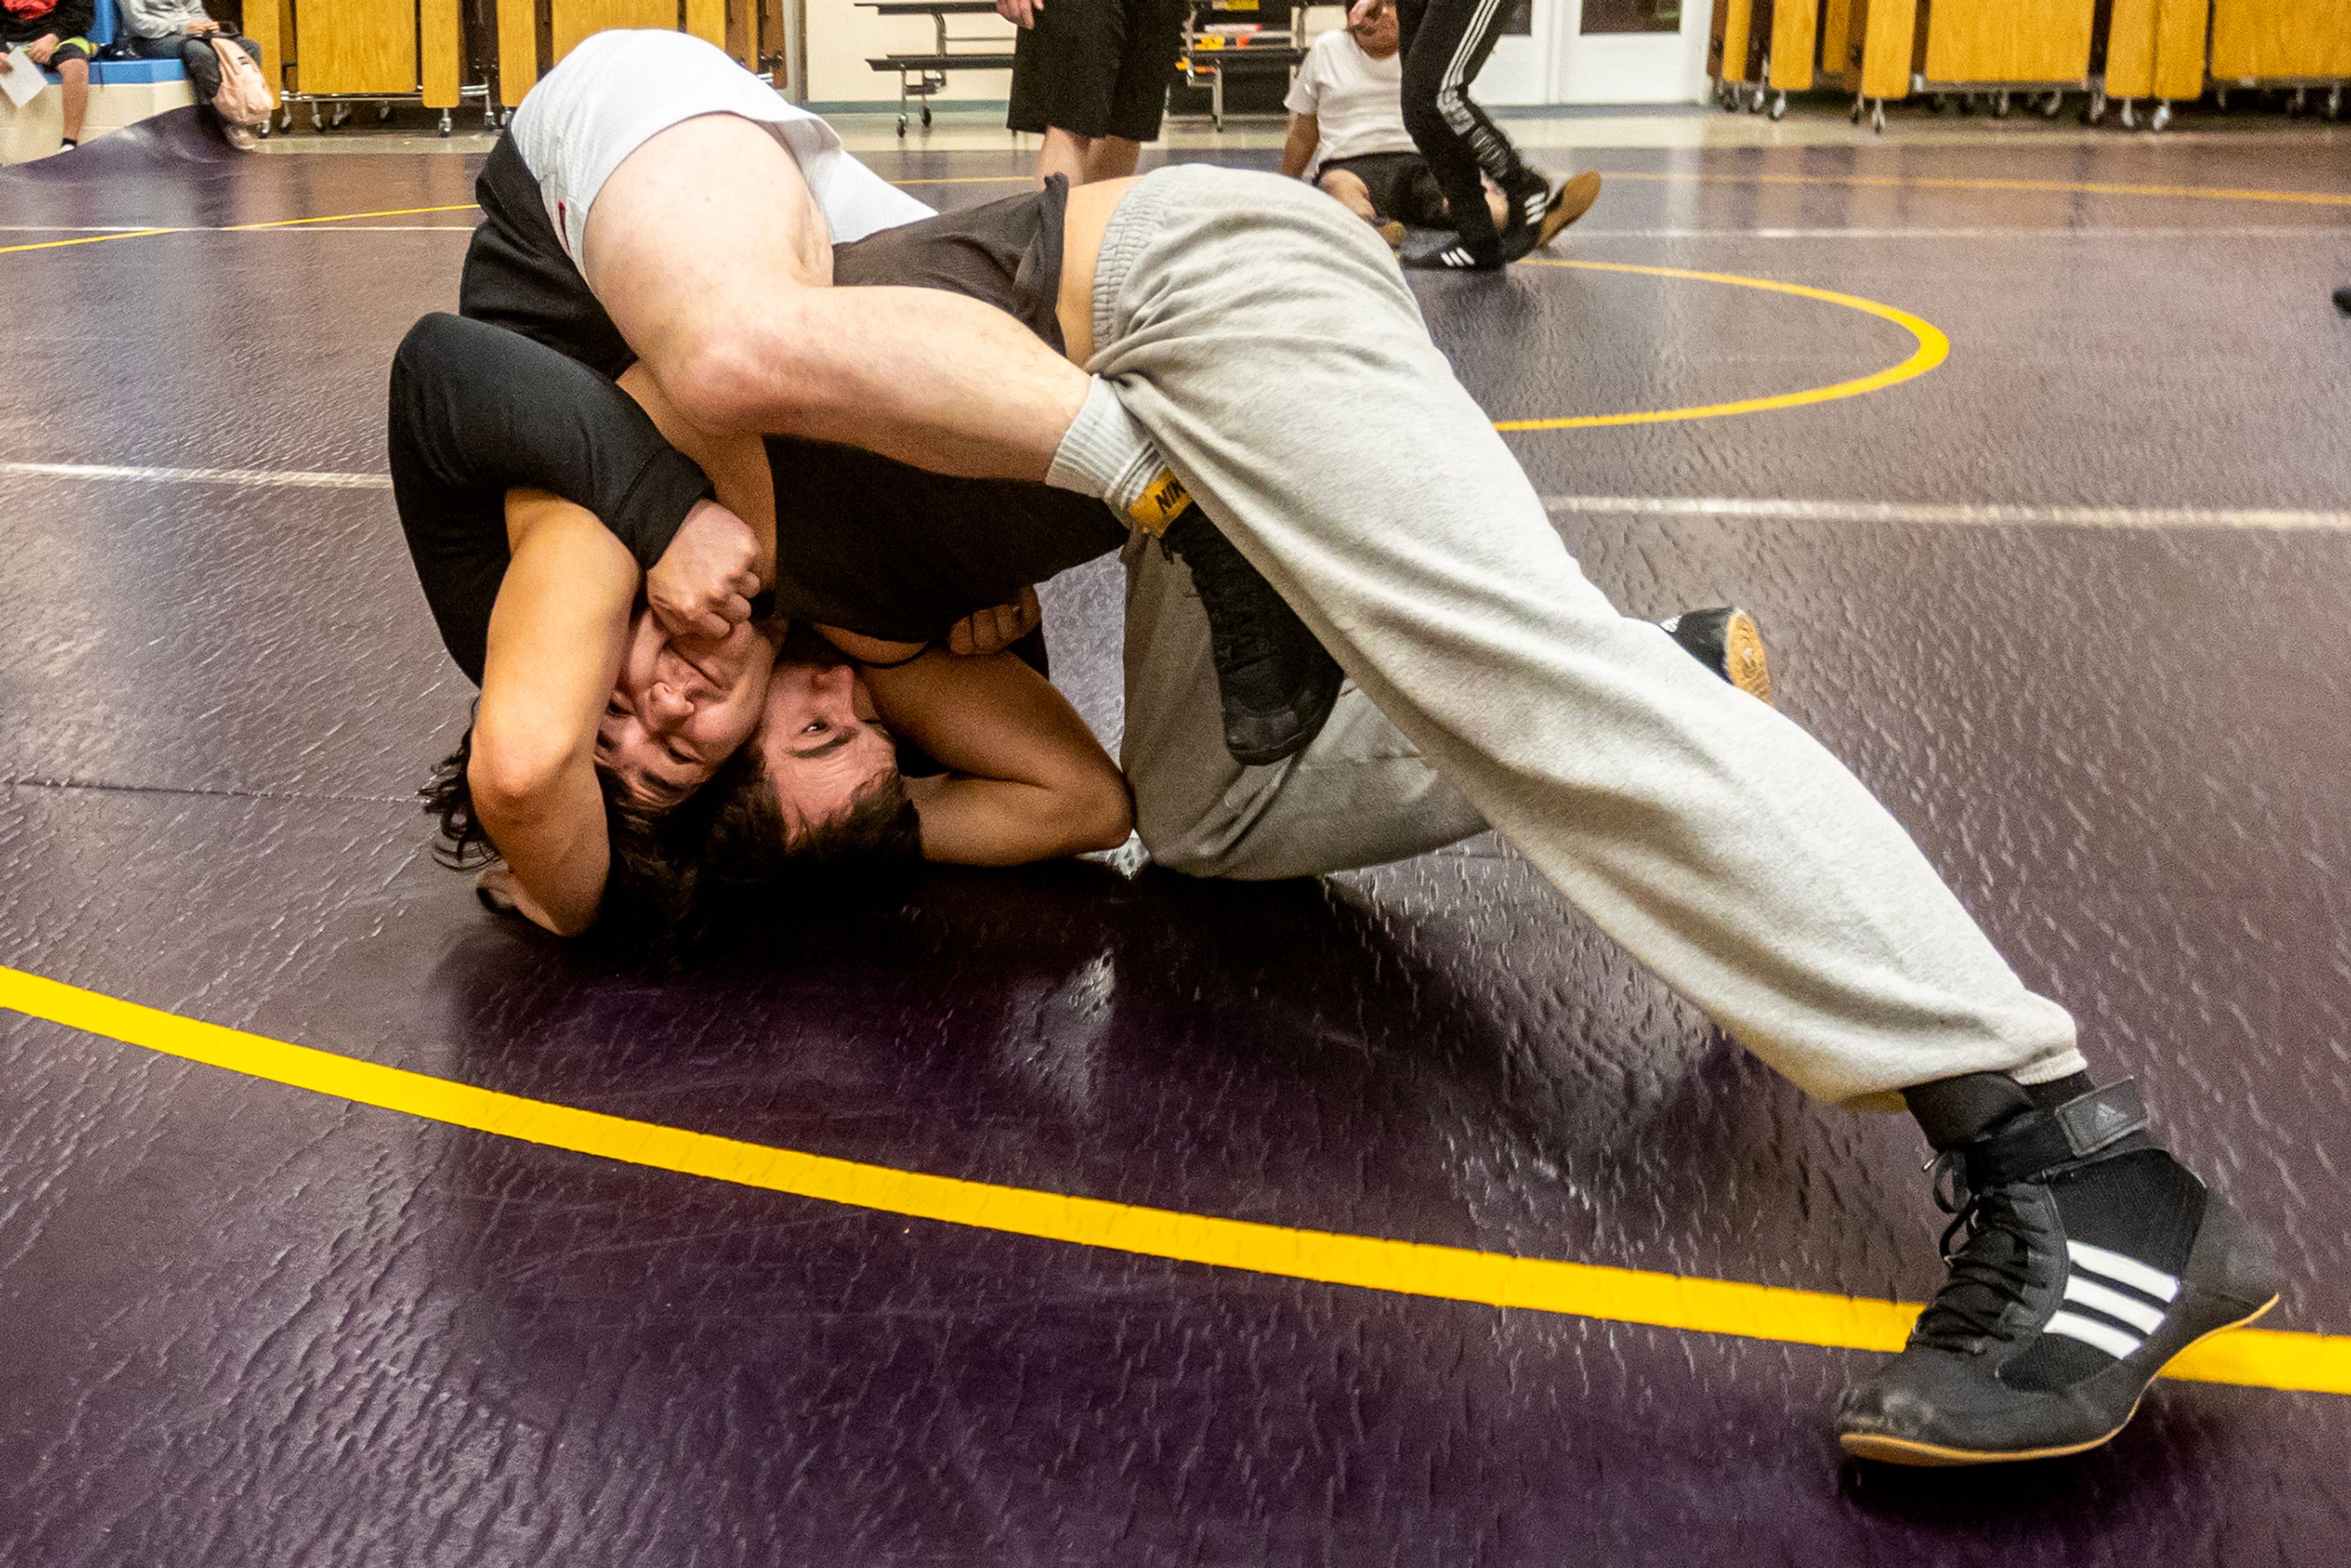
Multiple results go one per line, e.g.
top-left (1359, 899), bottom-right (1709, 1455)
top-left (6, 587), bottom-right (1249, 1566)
top-left (1837, 1292), bottom-right (2279, 1467)
top-left (1719, 608), bottom-right (1772, 705)
top-left (1535, 171), bottom-right (1603, 249)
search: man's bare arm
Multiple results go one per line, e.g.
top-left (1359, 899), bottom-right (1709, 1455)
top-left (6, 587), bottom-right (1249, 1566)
top-left (861, 650), bottom-right (1133, 865)
top-left (1281, 113), bottom-right (1320, 179)
top-left (582, 115), bottom-right (1093, 481)
top-left (470, 490), bottom-right (639, 936)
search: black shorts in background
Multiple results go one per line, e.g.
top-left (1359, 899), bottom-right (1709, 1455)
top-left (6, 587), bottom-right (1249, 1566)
top-left (1316, 150), bottom-right (1450, 229)
top-left (1007, 0), bottom-right (1187, 143)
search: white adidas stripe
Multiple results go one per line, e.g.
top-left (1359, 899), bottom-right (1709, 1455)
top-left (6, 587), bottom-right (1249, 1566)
top-left (2045, 1310), bottom-right (2144, 1360)
top-left (2064, 1274), bottom-right (2169, 1335)
top-left (2069, 1240), bottom-right (2181, 1303)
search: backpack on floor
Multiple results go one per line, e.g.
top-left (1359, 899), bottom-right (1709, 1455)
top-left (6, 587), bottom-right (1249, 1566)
top-left (209, 36), bottom-right (274, 130)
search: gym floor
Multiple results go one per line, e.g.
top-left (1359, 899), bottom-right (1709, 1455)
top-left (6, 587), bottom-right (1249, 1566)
top-left (2, 103), bottom-right (2347, 1566)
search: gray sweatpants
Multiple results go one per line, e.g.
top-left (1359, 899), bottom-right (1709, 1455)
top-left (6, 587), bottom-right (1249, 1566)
top-left (1091, 164), bottom-right (2085, 1107)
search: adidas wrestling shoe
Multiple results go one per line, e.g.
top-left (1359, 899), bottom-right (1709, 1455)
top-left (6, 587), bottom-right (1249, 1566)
top-left (1534, 170), bottom-right (1603, 249)
top-left (1659, 607), bottom-right (1772, 704)
top-left (1837, 1073), bottom-right (2284, 1466)
top-left (1161, 506), bottom-right (1344, 767)
top-left (1400, 231), bottom-right (1504, 271)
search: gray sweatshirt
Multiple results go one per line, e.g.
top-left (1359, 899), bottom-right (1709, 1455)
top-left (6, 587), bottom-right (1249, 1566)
top-left (120, 0), bottom-right (218, 40)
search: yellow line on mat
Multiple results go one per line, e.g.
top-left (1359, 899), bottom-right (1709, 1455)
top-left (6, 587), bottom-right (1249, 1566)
top-left (1497, 260), bottom-right (1948, 430)
top-left (224, 202), bottom-right (485, 230)
top-left (1607, 170), bottom-right (2351, 209)
top-left (0, 226), bottom-right (185, 256)
top-left (4, 963), bottom-right (2344, 1394)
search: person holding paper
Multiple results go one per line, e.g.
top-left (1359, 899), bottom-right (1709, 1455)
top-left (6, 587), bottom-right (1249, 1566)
top-left (0, 0), bottom-right (92, 153)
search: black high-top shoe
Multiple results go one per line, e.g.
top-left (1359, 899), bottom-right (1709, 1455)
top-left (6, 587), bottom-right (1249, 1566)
top-left (1659, 607), bottom-right (1772, 704)
top-left (1160, 505), bottom-right (1344, 767)
top-left (1837, 1073), bottom-right (2283, 1466)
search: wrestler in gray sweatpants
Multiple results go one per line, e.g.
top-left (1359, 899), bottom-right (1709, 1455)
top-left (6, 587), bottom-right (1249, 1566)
top-left (1092, 164), bottom-right (2083, 1107)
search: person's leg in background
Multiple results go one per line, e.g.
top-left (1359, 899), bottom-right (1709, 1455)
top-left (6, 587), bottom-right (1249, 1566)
top-left (1390, 0), bottom-right (1537, 266)
top-left (162, 34), bottom-right (224, 106)
top-left (1087, 164), bottom-right (2281, 1463)
top-left (1087, 0), bottom-right (1184, 183)
top-left (1006, 0), bottom-right (1124, 185)
top-left (49, 42), bottom-right (91, 148)
top-left (1312, 162), bottom-right (1404, 247)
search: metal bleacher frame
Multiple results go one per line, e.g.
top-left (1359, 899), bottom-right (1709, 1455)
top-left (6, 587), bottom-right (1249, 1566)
top-left (859, 0), bottom-right (1018, 135)
top-left (1174, 0), bottom-right (1307, 128)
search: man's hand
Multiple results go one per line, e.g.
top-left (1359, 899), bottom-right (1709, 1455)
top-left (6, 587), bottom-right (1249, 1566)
top-left (946, 585), bottom-right (1041, 657)
top-left (994, 0), bottom-right (1041, 28)
top-left (187, 18), bottom-right (222, 32)
top-left (26, 35), bottom-right (59, 66)
top-left (645, 498), bottom-right (761, 642)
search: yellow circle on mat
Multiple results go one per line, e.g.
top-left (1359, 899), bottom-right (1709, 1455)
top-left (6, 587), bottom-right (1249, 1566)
top-left (1496, 260), bottom-right (1951, 432)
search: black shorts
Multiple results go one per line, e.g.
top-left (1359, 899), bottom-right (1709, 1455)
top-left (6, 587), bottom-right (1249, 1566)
top-left (1006, 0), bottom-right (1187, 143)
top-left (1316, 151), bottom-right (1449, 228)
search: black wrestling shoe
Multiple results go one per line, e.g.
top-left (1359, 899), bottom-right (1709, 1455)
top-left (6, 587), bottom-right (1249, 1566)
top-left (1400, 231), bottom-right (1504, 271)
top-left (1836, 1073), bottom-right (2284, 1466)
top-left (1161, 505), bottom-right (1344, 767)
top-left (1658, 607), bottom-right (1772, 705)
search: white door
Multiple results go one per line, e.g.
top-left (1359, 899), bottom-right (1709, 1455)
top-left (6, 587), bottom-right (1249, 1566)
top-left (1549, 0), bottom-right (1710, 103)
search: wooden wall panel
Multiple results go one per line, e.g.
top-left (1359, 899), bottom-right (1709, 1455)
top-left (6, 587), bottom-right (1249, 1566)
top-left (1769, 0), bottom-right (1818, 90)
top-left (2102, 0), bottom-right (2158, 97)
top-left (1857, 0), bottom-right (1916, 99)
top-left (497, 0), bottom-right (539, 103)
top-left (685, 0), bottom-right (728, 47)
top-left (1717, 0), bottom-right (1755, 83)
top-left (246, 0), bottom-right (283, 97)
top-left (1923, 0), bottom-right (2096, 84)
top-left (726, 0), bottom-right (756, 66)
top-left (421, 0), bottom-right (462, 107)
top-left (296, 0), bottom-right (420, 94)
top-left (552, 1), bottom-right (683, 62)
top-left (2151, 0), bottom-right (2207, 97)
top-left (2209, 0), bottom-right (2351, 81)
top-left (1820, 0), bottom-right (1859, 81)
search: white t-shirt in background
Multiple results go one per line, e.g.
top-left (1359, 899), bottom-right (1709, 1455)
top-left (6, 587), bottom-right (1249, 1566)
top-left (1283, 31), bottom-right (1419, 171)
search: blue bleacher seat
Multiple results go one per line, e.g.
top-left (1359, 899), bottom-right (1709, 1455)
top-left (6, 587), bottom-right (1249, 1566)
top-left (37, 0), bottom-right (190, 84)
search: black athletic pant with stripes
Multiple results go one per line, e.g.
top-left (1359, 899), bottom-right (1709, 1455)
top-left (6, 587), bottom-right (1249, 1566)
top-left (1395, 0), bottom-right (1537, 256)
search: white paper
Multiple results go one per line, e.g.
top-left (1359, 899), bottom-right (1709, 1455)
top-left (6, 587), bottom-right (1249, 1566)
top-left (0, 48), bottom-right (49, 110)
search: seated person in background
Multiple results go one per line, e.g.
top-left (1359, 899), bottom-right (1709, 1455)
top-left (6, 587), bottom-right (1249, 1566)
top-left (1, 0), bottom-right (92, 154)
top-left (118, 0), bottom-right (262, 141)
top-left (1281, 0), bottom-right (1596, 252)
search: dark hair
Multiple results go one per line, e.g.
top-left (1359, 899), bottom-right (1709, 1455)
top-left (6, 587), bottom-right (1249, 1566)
top-left (637, 741), bottom-right (924, 955)
top-left (421, 708), bottom-right (923, 958)
top-left (421, 712), bottom-right (677, 939)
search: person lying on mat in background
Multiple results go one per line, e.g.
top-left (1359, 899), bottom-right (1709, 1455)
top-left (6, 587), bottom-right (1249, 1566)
top-left (426, 36), bottom-right (2283, 1475)
top-left (1, 0), bottom-right (93, 155)
top-left (1281, 0), bottom-right (1597, 252)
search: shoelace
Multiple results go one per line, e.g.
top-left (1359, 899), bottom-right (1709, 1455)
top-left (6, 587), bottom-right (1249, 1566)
top-left (1910, 1152), bottom-right (2045, 1351)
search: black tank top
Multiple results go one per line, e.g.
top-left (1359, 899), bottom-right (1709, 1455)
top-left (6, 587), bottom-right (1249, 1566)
top-left (762, 178), bottom-right (1123, 641)
top-left (459, 140), bottom-right (1122, 643)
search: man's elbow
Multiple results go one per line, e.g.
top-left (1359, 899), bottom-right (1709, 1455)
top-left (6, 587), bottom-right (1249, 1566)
top-left (465, 735), bottom-right (576, 823)
top-left (657, 299), bottom-right (836, 438)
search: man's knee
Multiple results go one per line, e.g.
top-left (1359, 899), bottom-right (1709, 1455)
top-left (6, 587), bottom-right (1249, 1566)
top-left (58, 56), bottom-right (89, 84)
